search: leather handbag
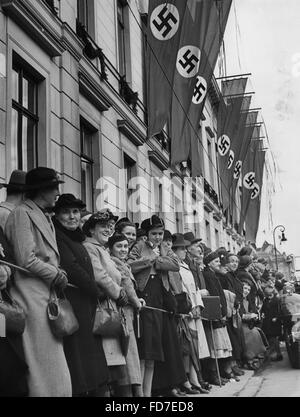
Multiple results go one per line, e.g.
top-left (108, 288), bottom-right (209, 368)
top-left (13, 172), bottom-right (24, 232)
top-left (175, 292), bottom-right (193, 314)
top-left (0, 290), bottom-right (26, 335)
top-left (93, 298), bottom-right (122, 338)
top-left (119, 307), bottom-right (130, 356)
top-left (47, 288), bottom-right (79, 339)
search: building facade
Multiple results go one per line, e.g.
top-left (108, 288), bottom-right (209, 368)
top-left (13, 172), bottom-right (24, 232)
top-left (0, 0), bottom-right (244, 251)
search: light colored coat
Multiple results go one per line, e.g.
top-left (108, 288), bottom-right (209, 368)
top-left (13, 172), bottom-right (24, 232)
top-left (5, 199), bottom-right (72, 397)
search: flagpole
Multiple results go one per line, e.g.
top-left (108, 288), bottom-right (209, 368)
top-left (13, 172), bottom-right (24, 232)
top-left (216, 73), bottom-right (252, 80)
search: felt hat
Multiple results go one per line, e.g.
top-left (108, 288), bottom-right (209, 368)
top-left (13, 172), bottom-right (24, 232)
top-left (203, 249), bottom-right (220, 266)
top-left (54, 194), bottom-right (86, 212)
top-left (137, 228), bottom-right (146, 239)
top-left (172, 233), bottom-right (191, 248)
top-left (25, 167), bottom-right (64, 190)
top-left (108, 233), bottom-right (129, 249)
top-left (82, 210), bottom-right (117, 236)
top-left (163, 230), bottom-right (173, 241)
top-left (140, 215), bottom-right (164, 233)
top-left (98, 208), bottom-right (118, 223)
top-left (239, 255), bottom-right (252, 269)
top-left (183, 231), bottom-right (202, 244)
top-left (0, 170), bottom-right (27, 192)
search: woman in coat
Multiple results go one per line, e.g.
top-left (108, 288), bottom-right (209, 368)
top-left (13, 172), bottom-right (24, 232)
top-left (202, 250), bottom-right (233, 385)
top-left (53, 194), bottom-right (109, 396)
top-left (127, 215), bottom-right (180, 397)
top-left (108, 232), bottom-right (143, 397)
top-left (0, 226), bottom-right (28, 397)
top-left (4, 167), bottom-right (72, 397)
top-left (82, 211), bottom-right (128, 387)
top-left (169, 234), bottom-right (210, 394)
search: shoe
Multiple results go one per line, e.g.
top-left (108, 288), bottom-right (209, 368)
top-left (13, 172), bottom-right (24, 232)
top-left (207, 377), bottom-right (224, 386)
top-left (199, 382), bottom-right (212, 391)
top-left (232, 366), bottom-right (245, 376)
top-left (179, 386), bottom-right (199, 395)
top-left (166, 389), bottom-right (186, 397)
top-left (221, 377), bottom-right (229, 384)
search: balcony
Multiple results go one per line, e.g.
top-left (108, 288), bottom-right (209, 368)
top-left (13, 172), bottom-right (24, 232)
top-left (76, 20), bottom-right (147, 124)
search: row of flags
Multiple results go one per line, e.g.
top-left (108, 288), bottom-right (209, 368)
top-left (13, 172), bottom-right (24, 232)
top-left (145, 0), bottom-right (266, 244)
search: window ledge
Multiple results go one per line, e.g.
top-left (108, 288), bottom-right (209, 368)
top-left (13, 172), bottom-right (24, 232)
top-left (79, 70), bottom-right (111, 112)
top-left (1, 0), bottom-right (65, 57)
top-left (213, 211), bottom-right (223, 222)
top-left (117, 119), bottom-right (145, 147)
top-left (148, 150), bottom-right (169, 171)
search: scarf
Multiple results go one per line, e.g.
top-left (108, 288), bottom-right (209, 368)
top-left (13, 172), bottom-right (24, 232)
top-left (53, 218), bottom-right (86, 243)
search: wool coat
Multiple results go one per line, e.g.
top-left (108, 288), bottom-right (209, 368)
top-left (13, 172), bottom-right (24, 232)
top-left (53, 220), bottom-right (109, 395)
top-left (5, 200), bottom-right (72, 397)
top-left (0, 226), bottom-right (28, 397)
top-left (261, 297), bottom-right (282, 337)
top-left (110, 256), bottom-right (142, 386)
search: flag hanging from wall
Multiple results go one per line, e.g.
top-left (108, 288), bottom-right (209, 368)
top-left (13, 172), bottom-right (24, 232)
top-left (244, 149), bottom-right (266, 243)
top-left (146, 0), bottom-right (188, 137)
top-left (168, 0), bottom-right (232, 176)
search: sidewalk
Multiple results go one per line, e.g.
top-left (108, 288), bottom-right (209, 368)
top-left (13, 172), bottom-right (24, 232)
top-left (192, 370), bottom-right (255, 397)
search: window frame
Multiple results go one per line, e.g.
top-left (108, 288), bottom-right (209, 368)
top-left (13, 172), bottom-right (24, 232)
top-left (80, 119), bottom-right (96, 211)
top-left (11, 63), bottom-right (39, 171)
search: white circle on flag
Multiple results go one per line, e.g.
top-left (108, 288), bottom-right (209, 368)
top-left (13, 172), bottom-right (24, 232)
top-left (150, 4), bottom-right (180, 41)
top-left (243, 172), bottom-right (256, 189)
top-left (251, 183), bottom-right (260, 199)
top-left (217, 135), bottom-right (231, 156)
top-left (233, 160), bottom-right (242, 179)
top-left (176, 46), bottom-right (201, 78)
top-left (227, 150), bottom-right (235, 169)
top-left (192, 76), bottom-right (207, 104)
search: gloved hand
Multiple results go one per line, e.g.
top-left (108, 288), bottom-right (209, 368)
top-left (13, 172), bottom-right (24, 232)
top-left (53, 269), bottom-right (68, 291)
top-left (0, 265), bottom-right (10, 290)
top-left (116, 288), bottom-right (128, 307)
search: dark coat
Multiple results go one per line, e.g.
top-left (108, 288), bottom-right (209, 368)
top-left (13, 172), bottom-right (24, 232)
top-left (54, 220), bottom-right (109, 395)
top-left (219, 271), bottom-right (243, 305)
top-left (261, 297), bottom-right (282, 337)
top-left (185, 253), bottom-right (206, 290)
top-left (0, 227), bottom-right (28, 397)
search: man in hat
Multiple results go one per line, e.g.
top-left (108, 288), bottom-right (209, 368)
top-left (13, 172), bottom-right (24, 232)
top-left (0, 170), bottom-right (26, 229)
top-left (183, 232), bottom-right (206, 291)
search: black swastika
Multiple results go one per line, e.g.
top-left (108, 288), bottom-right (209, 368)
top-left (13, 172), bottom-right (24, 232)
top-left (179, 50), bottom-right (200, 74)
top-left (152, 6), bottom-right (178, 38)
top-left (234, 161), bottom-right (242, 178)
top-left (193, 80), bottom-right (207, 103)
top-left (251, 185), bottom-right (260, 199)
top-left (244, 173), bottom-right (256, 188)
top-left (218, 136), bottom-right (230, 156)
top-left (227, 153), bottom-right (234, 169)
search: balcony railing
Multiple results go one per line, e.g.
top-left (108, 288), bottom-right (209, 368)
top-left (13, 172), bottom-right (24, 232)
top-left (204, 178), bottom-right (219, 207)
top-left (76, 20), bottom-right (147, 123)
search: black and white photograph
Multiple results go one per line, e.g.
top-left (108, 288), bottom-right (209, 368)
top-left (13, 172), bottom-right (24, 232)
top-left (0, 0), bottom-right (299, 399)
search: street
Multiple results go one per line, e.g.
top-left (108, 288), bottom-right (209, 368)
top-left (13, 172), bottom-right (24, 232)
top-left (199, 345), bottom-right (300, 397)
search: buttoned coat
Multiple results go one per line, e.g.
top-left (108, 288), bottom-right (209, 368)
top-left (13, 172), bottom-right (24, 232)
top-left (5, 200), bottom-right (72, 397)
top-left (127, 240), bottom-right (180, 292)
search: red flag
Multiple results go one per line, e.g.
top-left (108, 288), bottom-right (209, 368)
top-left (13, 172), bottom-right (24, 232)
top-left (170, 0), bottom-right (232, 176)
top-left (147, 0), bottom-right (188, 137)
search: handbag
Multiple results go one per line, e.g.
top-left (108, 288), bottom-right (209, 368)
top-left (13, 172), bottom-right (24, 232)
top-left (0, 290), bottom-right (26, 335)
top-left (93, 298), bottom-right (122, 338)
top-left (119, 308), bottom-right (130, 356)
top-left (47, 288), bottom-right (79, 339)
top-left (175, 292), bottom-right (193, 314)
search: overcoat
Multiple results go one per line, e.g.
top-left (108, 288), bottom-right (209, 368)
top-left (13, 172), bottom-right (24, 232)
top-left (5, 200), bottom-right (72, 397)
top-left (54, 220), bottom-right (109, 395)
top-left (261, 296), bottom-right (282, 337)
top-left (0, 226), bottom-right (28, 397)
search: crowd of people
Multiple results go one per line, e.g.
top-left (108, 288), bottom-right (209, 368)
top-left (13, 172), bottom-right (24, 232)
top-left (0, 168), bottom-right (290, 397)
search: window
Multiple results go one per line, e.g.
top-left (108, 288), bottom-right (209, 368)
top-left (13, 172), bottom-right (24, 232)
top-left (77, 0), bottom-right (95, 38)
top-left (80, 121), bottom-right (95, 211)
top-left (11, 64), bottom-right (38, 171)
top-left (215, 228), bottom-right (219, 248)
top-left (154, 181), bottom-right (163, 216)
top-left (117, 0), bottom-right (127, 77)
top-left (206, 220), bottom-right (211, 248)
top-left (207, 138), bottom-right (214, 188)
top-left (124, 153), bottom-right (136, 221)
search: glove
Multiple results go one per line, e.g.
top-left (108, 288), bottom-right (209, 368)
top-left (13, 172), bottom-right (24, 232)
top-left (53, 269), bottom-right (68, 291)
top-left (116, 288), bottom-right (128, 307)
top-left (0, 265), bottom-right (10, 290)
